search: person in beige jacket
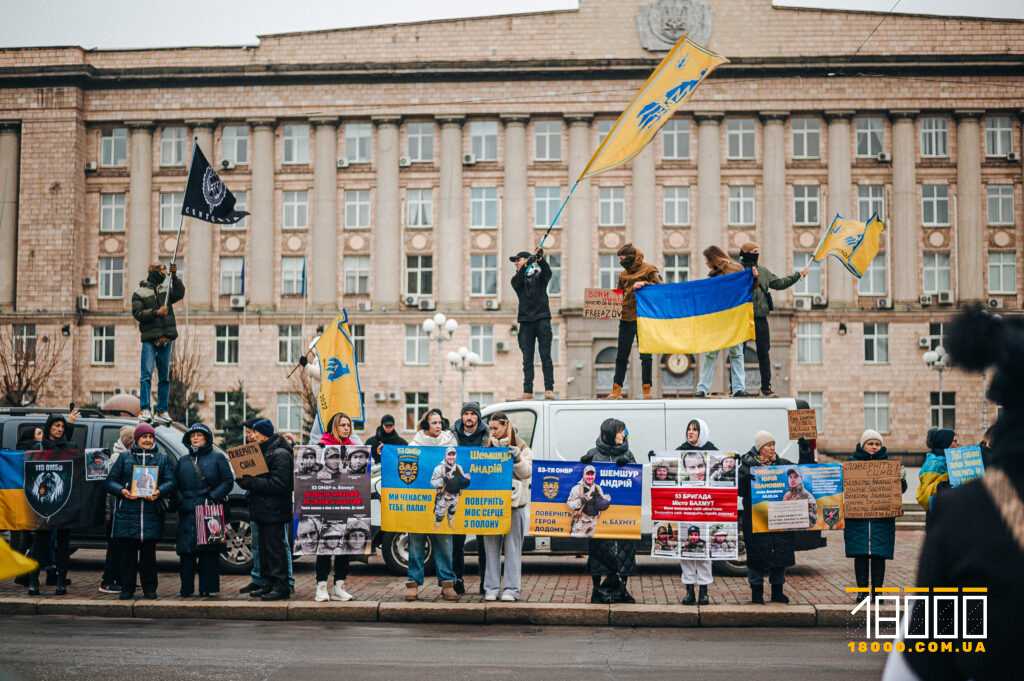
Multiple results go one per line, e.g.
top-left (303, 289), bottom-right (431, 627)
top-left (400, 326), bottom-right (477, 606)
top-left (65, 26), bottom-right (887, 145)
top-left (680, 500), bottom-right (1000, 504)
top-left (481, 411), bottom-right (533, 602)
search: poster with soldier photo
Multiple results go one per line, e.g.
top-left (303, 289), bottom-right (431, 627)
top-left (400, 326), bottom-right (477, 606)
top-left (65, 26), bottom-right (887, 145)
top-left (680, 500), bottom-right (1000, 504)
top-left (651, 521), bottom-right (680, 558)
top-left (292, 445), bottom-right (371, 556)
top-left (650, 456), bottom-right (679, 487)
top-left (750, 463), bottom-right (845, 532)
top-left (529, 461), bottom-right (642, 540)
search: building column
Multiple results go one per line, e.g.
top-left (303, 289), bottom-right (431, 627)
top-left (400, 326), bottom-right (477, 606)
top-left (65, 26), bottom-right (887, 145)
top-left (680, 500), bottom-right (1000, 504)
top-left (501, 114), bottom-right (529, 309)
top-left (437, 115), bottom-right (465, 310)
top-left (825, 111), bottom-right (854, 305)
top-left (955, 110), bottom-right (984, 303)
top-left (695, 112), bottom-right (724, 257)
top-left (311, 116), bottom-right (339, 309)
top-left (248, 118), bottom-right (276, 307)
top-left (565, 114), bottom-right (594, 309)
top-left (630, 143), bottom-right (657, 259)
top-left (372, 116), bottom-right (401, 309)
top-left (126, 121), bottom-right (154, 300)
top-left (185, 119), bottom-right (215, 310)
top-left (890, 110), bottom-right (918, 304)
top-left (760, 112), bottom-right (788, 276)
top-left (0, 122), bottom-right (19, 310)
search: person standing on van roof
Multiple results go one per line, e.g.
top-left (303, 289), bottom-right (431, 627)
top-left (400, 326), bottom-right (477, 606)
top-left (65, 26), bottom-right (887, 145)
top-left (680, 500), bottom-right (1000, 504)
top-left (510, 249), bottom-right (554, 401)
top-left (131, 262), bottom-right (185, 425)
top-left (694, 246), bottom-right (748, 398)
top-left (607, 244), bottom-right (663, 400)
top-left (676, 418), bottom-right (717, 605)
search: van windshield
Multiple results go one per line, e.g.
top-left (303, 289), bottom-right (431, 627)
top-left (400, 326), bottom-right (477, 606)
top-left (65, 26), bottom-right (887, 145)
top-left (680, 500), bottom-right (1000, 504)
top-left (501, 410), bottom-right (537, 449)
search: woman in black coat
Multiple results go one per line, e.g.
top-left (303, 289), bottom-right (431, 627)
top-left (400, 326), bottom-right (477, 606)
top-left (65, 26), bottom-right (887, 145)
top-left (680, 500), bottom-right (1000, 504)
top-left (174, 423), bottom-right (234, 597)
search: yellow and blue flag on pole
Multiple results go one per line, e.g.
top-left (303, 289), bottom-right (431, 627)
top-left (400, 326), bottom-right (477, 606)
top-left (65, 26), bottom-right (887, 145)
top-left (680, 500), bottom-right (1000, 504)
top-left (0, 538), bottom-right (37, 580)
top-left (812, 213), bottom-right (886, 278)
top-left (314, 309), bottom-right (364, 428)
top-left (635, 270), bottom-right (755, 354)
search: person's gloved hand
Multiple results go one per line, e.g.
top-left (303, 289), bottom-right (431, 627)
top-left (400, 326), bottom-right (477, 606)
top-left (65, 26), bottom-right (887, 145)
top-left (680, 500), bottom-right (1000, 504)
top-left (580, 452), bottom-right (594, 464)
top-left (508, 445), bottom-right (521, 462)
top-left (615, 455), bottom-right (630, 467)
top-left (237, 475), bottom-right (253, 489)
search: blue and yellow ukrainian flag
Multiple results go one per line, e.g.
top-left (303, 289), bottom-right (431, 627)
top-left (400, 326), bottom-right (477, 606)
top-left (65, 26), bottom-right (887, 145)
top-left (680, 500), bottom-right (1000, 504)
top-left (635, 270), bottom-right (755, 354)
top-left (0, 450), bottom-right (40, 529)
top-left (812, 213), bottom-right (885, 277)
top-left (314, 309), bottom-right (365, 428)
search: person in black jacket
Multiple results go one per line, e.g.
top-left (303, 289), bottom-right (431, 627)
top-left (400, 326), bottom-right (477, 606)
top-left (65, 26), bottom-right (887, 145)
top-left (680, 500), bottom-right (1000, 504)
top-left (510, 249), bottom-right (553, 400)
top-left (236, 419), bottom-right (294, 601)
top-left (450, 402), bottom-right (489, 594)
top-left (365, 414), bottom-right (408, 464)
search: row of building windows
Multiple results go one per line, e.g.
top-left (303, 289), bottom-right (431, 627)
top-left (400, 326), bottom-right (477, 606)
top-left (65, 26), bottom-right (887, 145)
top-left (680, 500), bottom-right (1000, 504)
top-left (798, 389), bottom-right (956, 435)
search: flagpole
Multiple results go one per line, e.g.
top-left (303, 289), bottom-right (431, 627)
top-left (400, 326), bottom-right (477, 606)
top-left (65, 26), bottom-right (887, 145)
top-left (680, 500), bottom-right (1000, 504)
top-left (164, 139), bottom-right (199, 308)
top-left (241, 249), bottom-right (247, 443)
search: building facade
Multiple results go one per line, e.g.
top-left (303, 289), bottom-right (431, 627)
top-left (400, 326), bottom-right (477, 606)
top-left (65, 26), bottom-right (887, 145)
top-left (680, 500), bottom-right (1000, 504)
top-left (0, 0), bottom-right (1020, 452)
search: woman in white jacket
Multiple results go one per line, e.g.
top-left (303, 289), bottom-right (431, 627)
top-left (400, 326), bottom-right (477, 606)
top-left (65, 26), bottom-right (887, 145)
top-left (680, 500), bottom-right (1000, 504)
top-left (482, 411), bottom-right (532, 602)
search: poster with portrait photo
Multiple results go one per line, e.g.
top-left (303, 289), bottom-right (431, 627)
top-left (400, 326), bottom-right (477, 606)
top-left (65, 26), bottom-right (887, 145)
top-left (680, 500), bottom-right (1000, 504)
top-left (84, 448), bottom-right (109, 481)
top-left (651, 521), bottom-right (680, 558)
top-left (650, 455), bottom-right (680, 487)
top-left (678, 451), bottom-right (708, 486)
top-left (679, 522), bottom-right (709, 560)
top-left (131, 465), bottom-right (158, 497)
top-left (707, 522), bottom-right (739, 560)
top-left (295, 446), bottom-right (324, 476)
top-left (293, 445), bottom-right (372, 555)
top-left (707, 452), bottom-right (738, 488)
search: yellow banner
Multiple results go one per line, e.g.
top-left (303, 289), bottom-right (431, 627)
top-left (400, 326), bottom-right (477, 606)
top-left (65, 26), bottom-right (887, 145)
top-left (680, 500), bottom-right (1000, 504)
top-left (315, 310), bottom-right (365, 426)
top-left (812, 213), bottom-right (885, 278)
top-left (0, 537), bottom-right (37, 580)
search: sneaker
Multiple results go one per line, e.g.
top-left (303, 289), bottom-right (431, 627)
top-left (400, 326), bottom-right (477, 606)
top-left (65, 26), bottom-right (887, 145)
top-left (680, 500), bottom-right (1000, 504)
top-left (118, 591), bottom-right (135, 600)
top-left (500, 594), bottom-right (516, 602)
top-left (544, 390), bottom-right (555, 400)
top-left (138, 409), bottom-right (152, 422)
top-left (260, 589), bottom-right (290, 601)
top-left (332, 580), bottom-right (353, 602)
top-left (98, 583), bottom-right (122, 594)
top-left (315, 581), bottom-right (330, 602)
top-left (693, 390), bottom-right (707, 398)
top-left (484, 594), bottom-right (497, 602)
top-left (761, 388), bottom-right (776, 397)
top-left (732, 390), bottom-right (750, 397)
top-left (154, 412), bottom-right (172, 425)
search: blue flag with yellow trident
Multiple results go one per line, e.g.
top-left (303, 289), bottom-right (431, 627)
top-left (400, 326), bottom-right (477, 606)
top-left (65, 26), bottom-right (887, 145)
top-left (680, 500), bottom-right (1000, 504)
top-left (314, 310), bottom-right (364, 428)
top-left (812, 213), bottom-right (886, 278)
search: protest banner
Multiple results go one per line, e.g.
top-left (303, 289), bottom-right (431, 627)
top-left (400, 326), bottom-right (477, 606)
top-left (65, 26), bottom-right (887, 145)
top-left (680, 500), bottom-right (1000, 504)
top-left (649, 451), bottom-right (738, 560)
top-left (226, 442), bottom-right (268, 478)
top-left (381, 444), bottom-right (512, 535)
top-left (583, 288), bottom-right (624, 320)
top-left (787, 409), bottom-right (818, 440)
top-left (945, 446), bottom-right (986, 488)
top-left (293, 445), bottom-right (372, 556)
top-left (750, 463), bottom-right (844, 532)
top-left (0, 449), bottom-right (106, 529)
top-left (530, 461), bottom-right (642, 540)
top-left (842, 460), bottom-right (903, 519)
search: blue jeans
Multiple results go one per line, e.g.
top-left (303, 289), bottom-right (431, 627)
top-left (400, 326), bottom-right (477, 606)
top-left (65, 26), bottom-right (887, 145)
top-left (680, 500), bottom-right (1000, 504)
top-left (250, 522), bottom-right (295, 587)
top-left (697, 343), bottom-right (745, 394)
top-left (407, 533), bottom-right (456, 586)
top-left (747, 565), bottom-right (786, 586)
top-left (139, 341), bottom-right (172, 412)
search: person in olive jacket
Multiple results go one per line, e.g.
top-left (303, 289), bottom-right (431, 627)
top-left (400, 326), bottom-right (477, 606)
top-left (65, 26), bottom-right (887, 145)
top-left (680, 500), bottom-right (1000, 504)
top-left (105, 423), bottom-right (176, 600)
top-left (131, 262), bottom-right (185, 424)
top-left (236, 419), bottom-right (294, 602)
top-left (174, 423), bottom-right (234, 598)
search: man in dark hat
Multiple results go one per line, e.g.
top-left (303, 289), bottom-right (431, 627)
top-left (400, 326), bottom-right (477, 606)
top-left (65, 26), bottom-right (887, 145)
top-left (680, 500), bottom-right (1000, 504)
top-left (365, 414), bottom-right (408, 464)
top-left (510, 249), bottom-right (554, 401)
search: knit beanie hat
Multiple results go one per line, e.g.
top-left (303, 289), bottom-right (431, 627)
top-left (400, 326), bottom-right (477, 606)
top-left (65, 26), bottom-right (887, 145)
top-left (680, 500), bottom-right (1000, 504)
top-left (859, 429), bottom-right (883, 448)
top-left (134, 422), bottom-right (156, 442)
top-left (740, 241), bottom-right (759, 253)
top-left (242, 417), bottom-right (261, 430)
top-left (119, 425), bottom-right (136, 449)
top-left (252, 419), bottom-right (275, 437)
top-left (460, 402), bottom-right (481, 419)
top-left (754, 430), bottom-right (775, 452)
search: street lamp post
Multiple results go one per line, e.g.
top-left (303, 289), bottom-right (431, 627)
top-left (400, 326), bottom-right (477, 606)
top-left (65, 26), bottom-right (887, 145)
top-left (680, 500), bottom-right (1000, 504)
top-left (922, 345), bottom-right (948, 427)
top-left (447, 346), bottom-right (480, 406)
top-left (423, 312), bottom-right (458, 410)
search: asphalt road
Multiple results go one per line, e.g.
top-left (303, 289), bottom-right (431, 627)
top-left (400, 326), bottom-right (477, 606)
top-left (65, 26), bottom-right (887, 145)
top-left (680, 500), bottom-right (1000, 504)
top-left (0, 616), bottom-right (884, 681)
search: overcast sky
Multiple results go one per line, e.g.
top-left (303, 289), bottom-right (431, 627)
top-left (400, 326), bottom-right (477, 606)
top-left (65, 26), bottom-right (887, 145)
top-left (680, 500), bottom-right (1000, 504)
top-left (1, 0), bottom-right (1020, 50)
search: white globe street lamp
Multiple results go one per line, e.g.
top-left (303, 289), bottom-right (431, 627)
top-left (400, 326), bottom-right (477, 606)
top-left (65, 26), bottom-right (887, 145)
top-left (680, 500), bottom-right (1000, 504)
top-left (449, 346), bottom-right (480, 406)
top-left (922, 345), bottom-right (949, 426)
top-left (423, 312), bottom-right (458, 411)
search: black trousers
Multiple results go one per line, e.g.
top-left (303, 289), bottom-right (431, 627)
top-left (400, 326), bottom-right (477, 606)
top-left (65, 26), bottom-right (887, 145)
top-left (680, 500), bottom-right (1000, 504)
top-left (120, 538), bottom-right (158, 594)
top-left (517, 319), bottom-right (554, 392)
top-left (315, 554), bottom-right (350, 582)
top-left (450, 534), bottom-right (486, 584)
top-left (854, 555), bottom-right (887, 588)
top-left (613, 320), bottom-right (652, 386)
top-left (179, 552), bottom-right (220, 595)
top-left (30, 528), bottom-right (70, 575)
top-left (101, 522), bottom-right (121, 585)
top-left (753, 316), bottom-right (772, 392)
top-left (256, 521), bottom-right (289, 594)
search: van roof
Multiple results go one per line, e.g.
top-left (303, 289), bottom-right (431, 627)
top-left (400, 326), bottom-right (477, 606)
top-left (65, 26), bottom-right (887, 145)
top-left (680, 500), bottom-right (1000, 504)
top-left (482, 396), bottom-right (805, 411)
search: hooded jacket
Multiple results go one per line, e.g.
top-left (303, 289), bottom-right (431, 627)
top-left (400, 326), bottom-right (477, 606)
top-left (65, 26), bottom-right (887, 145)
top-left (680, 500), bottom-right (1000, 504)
top-left (241, 434), bottom-right (294, 524)
top-left (131, 270), bottom-right (185, 343)
top-left (739, 447), bottom-right (796, 570)
top-left (40, 414), bottom-right (74, 450)
top-left (615, 245), bottom-right (663, 322)
top-left (365, 421), bottom-right (408, 463)
top-left (174, 423), bottom-right (234, 554)
top-left (739, 257), bottom-right (801, 319)
top-left (917, 428), bottom-right (955, 512)
top-left (106, 442), bottom-right (177, 540)
top-left (511, 255), bottom-right (552, 323)
top-left (843, 443), bottom-right (906, 559)
top-left (675, 417), bottom-right (718, 451)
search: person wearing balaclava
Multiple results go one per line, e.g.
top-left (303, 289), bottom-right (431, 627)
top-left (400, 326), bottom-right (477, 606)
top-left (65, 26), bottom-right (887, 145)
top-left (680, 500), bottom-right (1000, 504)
top-left (606, 244), bottom-right (662, 400)
top-left (737, 241), bottom-right (807, 397)
top-left (131, 261), bottom-right (185, 424)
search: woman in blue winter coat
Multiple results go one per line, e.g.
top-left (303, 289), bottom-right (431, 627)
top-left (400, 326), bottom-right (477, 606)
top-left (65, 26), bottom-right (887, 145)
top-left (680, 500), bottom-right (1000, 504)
top-left (105, 422), bottom-right (176, 600)
top-left (174, 423), bottom-right (234, 597)
top-left (843, 429), bottom-right (907, 602)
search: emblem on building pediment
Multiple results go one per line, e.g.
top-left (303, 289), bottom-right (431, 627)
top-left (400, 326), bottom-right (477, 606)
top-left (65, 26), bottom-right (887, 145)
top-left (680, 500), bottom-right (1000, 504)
top-left (636, 0), bottom-right (713, 52)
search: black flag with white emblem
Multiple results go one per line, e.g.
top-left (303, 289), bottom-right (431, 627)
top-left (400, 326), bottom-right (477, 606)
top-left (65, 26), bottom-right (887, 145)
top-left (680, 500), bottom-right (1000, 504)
top-left (181, 141), bottom-right (249, 224)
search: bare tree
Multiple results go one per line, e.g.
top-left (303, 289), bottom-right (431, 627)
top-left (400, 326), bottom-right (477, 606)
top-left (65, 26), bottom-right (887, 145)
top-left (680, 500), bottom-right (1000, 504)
top-left (168, 331), bottom-right (202, 424)
top-left (0, 324), bottom-right (68, 407)
top-left (287, 365), bottom-right (318, 437)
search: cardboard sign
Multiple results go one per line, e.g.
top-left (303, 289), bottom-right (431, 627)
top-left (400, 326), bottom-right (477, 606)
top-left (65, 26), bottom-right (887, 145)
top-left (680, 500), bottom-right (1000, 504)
top-left (787, 409), bottom-right (818, 440)
top-left (583, 288), bottom-right (623, 320)
top-left (842, 460), bottom-right (903, 519)
top-left (226, 443), bottom-right (268, 477)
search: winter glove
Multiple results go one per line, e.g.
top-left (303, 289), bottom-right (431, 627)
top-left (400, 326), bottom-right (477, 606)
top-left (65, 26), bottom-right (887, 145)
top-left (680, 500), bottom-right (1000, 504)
top-left (580, 452), bottom-right (594, 464)
top-left (615, 455), bottom-right (630, 468)
top-left (508, 445), bottom-right (521, 462)
top-left (536, 248), bottom-right (544, 258)
top-left (237, 475), bottom-right (253, 489)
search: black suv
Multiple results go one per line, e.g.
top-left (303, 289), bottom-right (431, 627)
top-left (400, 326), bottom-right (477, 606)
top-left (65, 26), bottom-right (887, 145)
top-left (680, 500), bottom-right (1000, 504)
top-left (0, 407), bottom-right (254, 574)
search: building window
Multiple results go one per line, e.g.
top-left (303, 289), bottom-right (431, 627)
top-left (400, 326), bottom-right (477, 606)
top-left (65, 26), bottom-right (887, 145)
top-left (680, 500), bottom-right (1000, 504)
top-left (344, 255), bottom-right (370, 295)
top-left (595, 120), bottom-right (615, 146)
top-left (91, 325), bottom-right (115, 365)
top-left (277, 393), bottom-right (302, 434)
top-left (101, 128), bottom-right (127, 167)
top-left (988, 252), bottom-right (1017, 295)
top-left (662, 118), bottom-right (690, 160)
top-left (470, 187), bottom-right (498, 228)
top-left (159, 192), bottom-right (183, 231)
top-left (857, 185), bottom-right (885, 223)
top-left (468, 392), bottom-right (494, 407)
top-left (406, 188), bottom-right (433, 228)
top-left (726, 118), bottom-right (755, 159)
top-left (277, 325), bottom-right (301, 365)
top-left (406, 255), bottom-right (433, 296)
top-left (350, 324), bottom-right (365, 365)
top-left (930, 391), bottom-right (955, 430)
top-left (470, 254), bottom-right (498, 297)
top-left (221, 125), bottom-right (248, 165)
top-left (404, 392), bottom-right (429, 431)
top-left (470, 120), bottom-right (498, 161)
top-left (920, 117), bottom-right (948, 158)
top-left (662, 186), bottom-right (690, 226)
top-left (215, 325), bottom-right (239, 365)
top-left (793, 186), bottom-right (820, 225)
top-left (792, 117), bottom-right (820, 159)
top-left (99, 193), bottom-right (126, 232)
top-left (864, 392), bottom-right (891, 433)
top-left (792, 253), bottom-right (821, 296)
top-left (922, 252), bottom-right (951, 294)
top-left (598, 254), bottom-right (619, 289)
top-left (797, 391), bottom-right (824, 433)
top-left (546, 253), bottom-right (562, 295)
top-left (927, 323), bottom-right (945, 351)
top-left (404, 325), bottom-right (430, 366)
top-left (281, 257), bottom-right (304, 296)
top-left (728, 186), bottom-right (755, 226)
top-left (863, 322), bottom-right (889, 364)
top-left (470, 325), bottom-right (494, 364)
top-left (11, 324), bottom-right (35, 364)
top-left (345, 189), bottom-right (371, 229)
top-left (160, 126), bottom-right (186, 166)
top-left (90, 391), bottom-right (116, 406)
top-left (858, 254), bottom-right (887, 296)
top-left (987, 185), bottom-right (1014, 225)
top-left (406, 122), bottom-right (434, 162)
top-left (224, 191), bottom-right (246, 230)
top-left (598, 187), bottom-right (625, 226)
top-left (98, 257), bottom-right (125, 299)
top-left (219, 256), bottom-right (244, 295)
top-left (855, 116), bottom-right (884, 157)
top-left (985, 116), bottom-right (1012, 157)
top-left (921, 185), bottom-right (950, 226)
top-left (662, 254), bottom-right (690, 283)
top-left (534, 120), bottom-right (562, 161)
top-left (282, 190), bottom-right (308, 230)
top-left (283, 124), bottom-right (309, 164)
top-left (210, 392), bottom-right (232, 431)
top-left (534, 187), bottom-right (562, 228)
top-left (344, 123), bottom-right (371, 163)
top-left (797, 322), bottom-right (822, 364)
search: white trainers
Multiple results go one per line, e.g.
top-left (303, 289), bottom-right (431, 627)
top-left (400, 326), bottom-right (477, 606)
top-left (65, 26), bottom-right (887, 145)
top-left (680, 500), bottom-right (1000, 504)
top-left (500, 594), bottom-right (516, 602)
top-left (314, 581), bottom-right (330, 602)
top-left (484, 594), bottom-right (497, 602)
top-left (138, 409), bottom-right (152, 422)
top-left (154, 412), bottom-right (172, 425)
top-left (332, 580), bottom-right (353, 601)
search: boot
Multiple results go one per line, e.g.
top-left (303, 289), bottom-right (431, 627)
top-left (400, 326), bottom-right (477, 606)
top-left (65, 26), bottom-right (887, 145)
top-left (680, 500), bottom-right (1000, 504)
top-left (590, 575), bottom-right (604, 604)
top-left (441, 580), bottom-right (459, 601)
top-left (27, 571), bottom-right (40, 597)
top-left (681, 584), bottom-right (696, 605)
top-left (544, 390), bottom-right (555, 400)
top-left (698, 584), bottom-right (709, 605)
top-left (750, 584), bottom-right (764, 604)
top-left (516, 392), bottom-right (533, 401)
top-left (605, 384), bottom-right (623, 399)
top-left (433, 517), bottom-right (442, 529)
top-left (597, 575), bottom-right (620, 604)
top-left (314, 581), bottom-right (330, 602)
top-left (332, 580), bottom-right (353, 601)
top-left (642, 384), bottom-right (654, 399)
top-left (55, 571), bottom-right (67, 596)
top-left (616, 577), bottom-right (635, 604)
top-left (771, 583), bottom-right (790, 604)
top-left (404, 580), bottom-right (418, 601)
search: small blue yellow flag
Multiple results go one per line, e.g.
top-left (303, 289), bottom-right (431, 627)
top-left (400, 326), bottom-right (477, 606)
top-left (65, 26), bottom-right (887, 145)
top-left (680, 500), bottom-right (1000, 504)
top-left (635, 269), bottom-right (755, 355)
top-left (811, 213), bottom-right (886, 278)
top-left (314, 310), bottom-right (365, 427)
top-left (0, 537), bottom-right (37, 580)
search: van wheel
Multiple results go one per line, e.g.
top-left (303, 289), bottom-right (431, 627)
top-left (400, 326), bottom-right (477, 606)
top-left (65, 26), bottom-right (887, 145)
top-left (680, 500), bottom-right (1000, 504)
top-left (381, 532), bottom-right (434, 576)
top-left (712, 523), bottom-right (747, 577)
top-left (219, 506), bottom-right (254, 575)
